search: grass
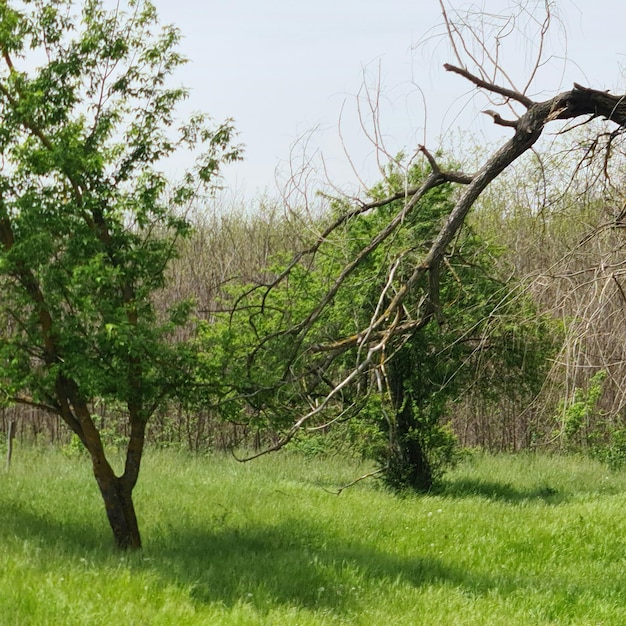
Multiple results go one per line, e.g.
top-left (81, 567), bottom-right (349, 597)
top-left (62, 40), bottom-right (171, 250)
top-left (2, 446), bottom-right (626, 624)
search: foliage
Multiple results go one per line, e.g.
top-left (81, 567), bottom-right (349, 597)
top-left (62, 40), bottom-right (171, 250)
top-left (557, 370), bottom-right (626, 470)
top-left (560, 370), bottom-right (607, 444)
top-left (597, 429), bottom-right (626, 471)
top-left (0, 0), bottom-right (238, 411)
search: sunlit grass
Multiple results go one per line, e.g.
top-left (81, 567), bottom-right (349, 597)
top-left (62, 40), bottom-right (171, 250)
top-left (2, 445), bottom-right (626, 624)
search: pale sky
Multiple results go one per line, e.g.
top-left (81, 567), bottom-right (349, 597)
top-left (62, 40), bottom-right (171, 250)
top-left (151, 0), bottom-right (625, 200)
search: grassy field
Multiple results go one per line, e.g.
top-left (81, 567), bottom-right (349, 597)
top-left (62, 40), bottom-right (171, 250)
top-left (2, 446), bottom-right (626, 625)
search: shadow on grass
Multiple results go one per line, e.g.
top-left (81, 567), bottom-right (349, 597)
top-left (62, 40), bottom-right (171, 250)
top-left (150, 523), bottom-right (503, 613)
top-left (0, 498), bottom-right (111, 553)
top-left (436, 477), bottom-right (566, 504)
top-left (1, 499), bottom-right (504, 616)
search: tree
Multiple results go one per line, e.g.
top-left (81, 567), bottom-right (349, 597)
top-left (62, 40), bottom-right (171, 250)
top-left (198, 1), bottom-right (626, 481)
top-left (0, 0), bottom-right (239, 549)
top-left (194, 160), bottom-right (553, 490)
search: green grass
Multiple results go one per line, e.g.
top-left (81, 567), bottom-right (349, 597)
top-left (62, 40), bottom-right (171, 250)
top-left (2, 446), bottom-right (626, 624)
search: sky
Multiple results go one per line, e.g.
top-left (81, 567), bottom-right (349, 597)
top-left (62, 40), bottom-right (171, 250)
top-left (150, 0), bottom-right (625, 201)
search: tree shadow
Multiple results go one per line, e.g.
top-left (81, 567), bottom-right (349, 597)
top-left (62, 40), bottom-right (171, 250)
top-left (142, 521), bottom-right (504, 613)
top-left (436, 477), bottom-right (565, 504)
top-left (1, 499), bottom-right (507, 617)
top-left (0, 498), bottom-right (111, 553)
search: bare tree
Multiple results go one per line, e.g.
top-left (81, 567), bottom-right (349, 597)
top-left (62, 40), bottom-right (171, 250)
top-left (210, 2), bottom-right (626, 479)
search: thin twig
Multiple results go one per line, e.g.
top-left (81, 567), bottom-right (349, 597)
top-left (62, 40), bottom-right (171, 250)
top-left (324, 468), bottom-right (386, 495)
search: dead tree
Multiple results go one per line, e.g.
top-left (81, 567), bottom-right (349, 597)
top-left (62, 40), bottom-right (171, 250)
top-left (229, 2), bottom-right (626, 484)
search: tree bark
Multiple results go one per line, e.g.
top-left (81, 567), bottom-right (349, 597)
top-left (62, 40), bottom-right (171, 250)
top-left (85, 416), bottom-right (144, 550)
top-left (92, 459), bottom-right (142, 550)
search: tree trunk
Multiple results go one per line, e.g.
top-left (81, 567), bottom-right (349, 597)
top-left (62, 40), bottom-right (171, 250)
top-left (92, 454), bottom-right (141, 550)
top-left (386, 355), bottom-right (434, 492)
top-left (56, 376), bottom-right (145, 550)
top-left (395, 401), bottom-right (433, 491)
top-left (5, 420), bottom-right (16, 471)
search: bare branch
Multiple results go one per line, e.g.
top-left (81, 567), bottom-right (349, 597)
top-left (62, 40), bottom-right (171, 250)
top-left (324, 468), bottom-right (386, 495)
top-left (438, 0), bottom-right (464, 69)
top-left (482, 109), bottom-right (519, 128)
top-left (521, 2), bottom-right (552, 96)
top-left (443, 63), bottom-right (534, 108)
top-left (235, 339), bottom-right (384, 461)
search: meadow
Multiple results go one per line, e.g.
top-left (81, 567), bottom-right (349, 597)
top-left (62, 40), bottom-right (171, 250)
top-left (2, 446), bottom-right (626, 625)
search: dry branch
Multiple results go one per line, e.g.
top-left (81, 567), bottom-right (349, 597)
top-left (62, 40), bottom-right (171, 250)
top-left (235, 8), bottom-right (626, 460)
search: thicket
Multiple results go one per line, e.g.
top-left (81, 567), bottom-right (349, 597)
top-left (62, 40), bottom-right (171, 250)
top-left (5, 145), bottom-right (626, 483)
top-left (469, 138), bottom-right (626, 465)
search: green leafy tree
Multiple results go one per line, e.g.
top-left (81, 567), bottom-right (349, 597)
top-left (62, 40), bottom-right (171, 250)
top-left (0, 0), bottom-right (240, 549)
top-left (334, 164), bottom-right (554, 490)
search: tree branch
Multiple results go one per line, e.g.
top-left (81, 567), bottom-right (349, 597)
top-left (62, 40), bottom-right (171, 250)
top-left (443, 63), bottom-right (534, 108)
top-left (483, 109), bottom-right (519, 128)
top-left (323, 468), bottom-right (386, 495)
